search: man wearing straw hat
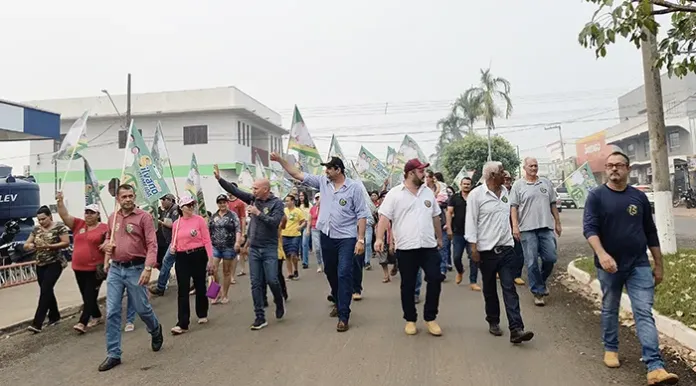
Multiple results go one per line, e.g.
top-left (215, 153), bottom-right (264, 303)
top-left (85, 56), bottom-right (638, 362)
top-left (99, 183), bottom-right (164, 372)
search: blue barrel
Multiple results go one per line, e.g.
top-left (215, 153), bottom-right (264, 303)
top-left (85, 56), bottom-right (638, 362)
top-left (0, 175), bottom-right (40, 220)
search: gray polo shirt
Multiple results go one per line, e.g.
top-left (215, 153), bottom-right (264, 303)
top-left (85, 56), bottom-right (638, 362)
top-left (509, 177), bottom-right (557, 232)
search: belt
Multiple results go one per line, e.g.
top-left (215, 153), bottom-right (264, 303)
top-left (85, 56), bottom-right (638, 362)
top-left (481, 245), bottom-right (513, 255)
top-left (111, 257), bottom-right (146, 268)
top-left (179, 246), bottom-right (205, 255)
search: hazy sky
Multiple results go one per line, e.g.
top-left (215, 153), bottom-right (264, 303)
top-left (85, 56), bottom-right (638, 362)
top-left (0, 0), bottom-right (650, 169)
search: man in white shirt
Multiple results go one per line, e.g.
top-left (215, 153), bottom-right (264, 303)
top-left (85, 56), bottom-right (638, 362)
top-left (375, 159), bottom-right (444, 337)
top-left (465, 161), bottom-right (534, 344)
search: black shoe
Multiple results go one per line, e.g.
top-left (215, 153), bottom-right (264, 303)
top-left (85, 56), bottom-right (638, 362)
top-left (302, 264), bottom-right (309, 269)
top-left (151, 324), bottom-right (163, 352)
top-left (489, 324), bottom-right (503, 336)
top-left (447, 265), bottom-right (453, 272)
top-left (510, 329), bottom-right (534, 344)
top-left (329, 306), bottom-right (338, 318)
top-left (276, 302), bottom-right (285, 320)
top-left (327, 294), bottom-right (335, 303)
top-left (27, 325), bottom-right (41, 334)
top-left (46, 319), bottom-right (61, 327)
top-left (149, 287), bottom-right (165, 296)
top-left (293, 271), bottom-right (299, 279)
top-left (250, 319), bottom-right (268, 330)
top-left (98, 357), bottom-right (122, 372)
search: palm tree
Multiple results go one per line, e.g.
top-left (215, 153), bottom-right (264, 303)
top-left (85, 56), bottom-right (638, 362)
top-left (451, 90), bottom-right (484, 134)
top-left (464, 68), bottom-right (513, 160)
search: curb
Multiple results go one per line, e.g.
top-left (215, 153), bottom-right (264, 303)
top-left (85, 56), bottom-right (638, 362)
top-left (0, 272), bottom-right (164, 337)
top-left (567, 258), bottom-right (696, 352)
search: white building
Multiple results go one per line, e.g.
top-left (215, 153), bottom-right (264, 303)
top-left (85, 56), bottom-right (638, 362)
top-left (23, 87), bottom-right (287, 214)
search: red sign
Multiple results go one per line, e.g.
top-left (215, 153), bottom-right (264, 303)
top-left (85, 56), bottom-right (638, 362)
top-left (575, 131), bottom-right (613, 172)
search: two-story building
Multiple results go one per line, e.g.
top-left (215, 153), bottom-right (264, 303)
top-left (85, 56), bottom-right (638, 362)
top-left (605, 73), bottom-right (696, 190)
top-left (23, 86), bottom-right (287, 214)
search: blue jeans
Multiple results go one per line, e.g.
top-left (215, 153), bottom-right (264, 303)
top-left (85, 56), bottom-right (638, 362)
top-left (320, 233), bottom-right (356, 323)
top-left (439, 238), bottom-right (451, 274)
top-left (364, 229), bottom-right (373, 265)
top-left (156, 249), bottom-right (175, 291)
top-left (479, 246), bottom-right (524, 331)
top-left (301, 230), bottom-right (311, 266)
top-left (311, 229), bottom-right (323, 266)
top-left (520, 228), bottom-right (557, 295)
top-left (353, 250), bottom-right (365, 295)
top-left (597, 266), bottom-right (664, 371)
top-left (452, 235), bottom-right (477, 283)
top-left (249, 246), bottom-right (284, 320)
top-left (126, 294), bottom-right (135, 324)
top-left (105, 263), bottom-right (160, 359)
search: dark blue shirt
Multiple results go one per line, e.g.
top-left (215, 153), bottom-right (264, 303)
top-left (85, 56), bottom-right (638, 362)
top-left (583, 184), bottom-right (659, 271)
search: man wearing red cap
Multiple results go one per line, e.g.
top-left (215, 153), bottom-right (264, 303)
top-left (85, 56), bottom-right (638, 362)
top-left (375, 159), bottom-right (444, 336)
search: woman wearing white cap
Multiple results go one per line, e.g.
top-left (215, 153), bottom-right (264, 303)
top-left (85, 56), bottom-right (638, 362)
top-left (55, 192), bottom-right (109, 334)
top-left (170, 195), bottom-right (214, 335)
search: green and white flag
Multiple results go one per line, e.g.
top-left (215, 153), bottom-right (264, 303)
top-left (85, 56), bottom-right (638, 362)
top-left (386, 146), bottom-right (397, 167)
top-left (356, 146), bottom-right (389, 183)
top-left (84, 158), bottom-right (102, 206)
top-left (327, 135), bottom-right (354, 179)
top-left (121, 122), bottom-right (170, 206)
top-left (54, 111), bottom-right (89, 161)
top-left (150, 121), bottom-right (170, 178)
top-left (389, 135), bottom-right (428, 187)
top-left (287, 105), bottom-right (323, 176)
top-left (185, 153), bottom-right (207, 219)
top-left (564, 162), bottom-right (599, 208)
top-left (254, 152), bottom-right (267, 180)
top-left (349, 161), bottom-right (377, 214)
top-left (237, 163), bottom-right (255, 192)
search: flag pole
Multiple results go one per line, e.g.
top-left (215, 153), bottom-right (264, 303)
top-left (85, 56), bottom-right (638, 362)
top-left (157, 121), bottom-right (180, 198)
top-left (109, 119), bottom-right (135, 243)
top-left (58, 144), bottom-right (80, 192)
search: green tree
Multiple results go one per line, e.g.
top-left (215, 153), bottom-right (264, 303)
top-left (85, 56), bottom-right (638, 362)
top-left (452, 89), bottom-right (484, 134)
top-left (578, 0), bottom-right (696, 77)
top-left (433, 114), bottom-right (466, 168)
top-left (440, 134), bottom-right (520, 184)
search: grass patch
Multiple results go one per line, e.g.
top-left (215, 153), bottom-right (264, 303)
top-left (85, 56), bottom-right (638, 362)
top-left (572, 250), bottom-right (696, 328)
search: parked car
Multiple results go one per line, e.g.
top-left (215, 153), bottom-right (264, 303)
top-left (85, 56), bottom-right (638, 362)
top-left (633, 184), bottom-right (656, 213)
top-left (556, 186), bottom-right (576, 209)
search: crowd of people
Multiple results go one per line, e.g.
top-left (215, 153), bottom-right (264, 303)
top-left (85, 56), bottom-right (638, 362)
top-left (18, 151), bottom-right (681, 384)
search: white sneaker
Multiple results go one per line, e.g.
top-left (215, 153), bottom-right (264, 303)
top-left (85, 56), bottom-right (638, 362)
top-left (124, 323), bottom-right (135, 332)
top-left (317, 267), bottom-right (323, 273)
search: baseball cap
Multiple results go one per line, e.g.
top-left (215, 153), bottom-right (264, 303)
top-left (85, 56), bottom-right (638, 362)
top-left (179, 195), bottom-right (195, 206)
top-left (404, 159), bottom-right (430, 174)
top-left (85, 204), bottom-right (100, 213)
top-left (320, 156), bottom-right (345, 172)
top-left (160, 193), bottom-right (176, 201)
top-left (216, 194), bottom-right (229, 202)
top-left (314, 192), bottom-right (320, 199)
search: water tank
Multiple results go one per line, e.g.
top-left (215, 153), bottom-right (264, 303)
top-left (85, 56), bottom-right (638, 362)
top-left (0, 175), bottom-right (40, 220)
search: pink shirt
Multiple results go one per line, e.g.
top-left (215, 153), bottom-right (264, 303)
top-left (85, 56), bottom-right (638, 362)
top-left (310, 205), bottom-right (320, 229)
top-left (172, 215), bottom-right (213, 257)
top-left (106, 208), bottom-right (158, 267)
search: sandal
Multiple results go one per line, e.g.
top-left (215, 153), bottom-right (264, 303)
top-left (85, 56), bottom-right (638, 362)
top-left (231, 279), bottom-right (237, 285)
top-left (237, 271), bottom-right (246, 277)
top-left (170, 326), bottom-right (188, 335)
top-left (87, 318), bottom-right (103, 328)
top-left (73, 323), bottom-right (86, 334)
top-left (382, 277), bottom-right (391, 283)
top-left (220, 297), bottom-right (230, 304)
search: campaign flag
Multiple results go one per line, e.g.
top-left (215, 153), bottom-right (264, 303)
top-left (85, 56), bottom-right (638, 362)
top-left (120, 122), bottom-right (170, 206)
top-left (287, 105), bottom-right (323, 176)
top-left (54, 111), bottom-right (89, 161)
top-left (564, 162), bottom-right (599, 208)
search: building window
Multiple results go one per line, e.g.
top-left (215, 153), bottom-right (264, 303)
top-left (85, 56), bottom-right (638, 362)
top-left (626, 143), bottom-right (636, 158)
top-left (237, 121), bottom-right (242, 145)
top-left (183, 125), bottom-right (208, 145)
top-left (668, 131), bottom-right (680, 151)
top-left (643, 140), bottom-right (649, 157)
top-left (246, 125), bottom-right (251, 147)
top-left (118, 129), bottom-right (143, 149)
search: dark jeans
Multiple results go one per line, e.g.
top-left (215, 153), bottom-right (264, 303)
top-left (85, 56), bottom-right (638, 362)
top-left (353, 251), bottom-right (365, 295)
top-left (452, 234), bottom-right (478, 283)
top-left (265, 259), bottom-right (288, 300)
top-left (74, 270), bottom-right (103, 325)
top-left (479, 246), bottom-right (524, 331)
top-left (174, 249), bottom-right (209, 329)
top-left (320, 234), bottom-right (356, 323)
top-left (32, 262), bottom-right (63, 329)
top-left (249, 246), bottom-right (283, 320)
top-left (513, 238), bottom-right (524, 279)
top-left (396, 248), bottom-right (442, 322)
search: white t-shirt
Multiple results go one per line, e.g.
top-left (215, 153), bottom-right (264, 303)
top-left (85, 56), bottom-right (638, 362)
top-left (464, 184), bottom-right (514, 251)
top-left (378, 183), bottom-right (441, 250)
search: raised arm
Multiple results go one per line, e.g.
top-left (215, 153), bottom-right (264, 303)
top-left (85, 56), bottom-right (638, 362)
top-left (270, 152), bottom-right (305, 182)
top-left (55, 191), bottom-right (75, 229)
top-left (213, 164), bottom-right (255, 204)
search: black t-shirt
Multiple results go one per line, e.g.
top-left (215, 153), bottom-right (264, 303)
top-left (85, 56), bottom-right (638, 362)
top-left (447, 193), bottom-right (467, 235)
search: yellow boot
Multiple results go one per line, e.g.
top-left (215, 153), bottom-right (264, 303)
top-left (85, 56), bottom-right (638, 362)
top-left (603, 351), bottom-right (620, 368)
top-left (646, 368), bottom-right (679, 385)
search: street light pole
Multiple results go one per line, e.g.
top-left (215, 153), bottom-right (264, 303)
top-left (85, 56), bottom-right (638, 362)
top-left (545, 124), bottom-right (566, 180)
top-left (101, 89), bottom-right (126, 128)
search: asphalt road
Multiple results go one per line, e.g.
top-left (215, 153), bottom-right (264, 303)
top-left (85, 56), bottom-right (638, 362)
top-left (0, 209), bottom-right (694, 386)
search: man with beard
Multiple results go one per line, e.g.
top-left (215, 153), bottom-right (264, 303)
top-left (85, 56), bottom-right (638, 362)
top-left (271, 153), bottom-right (370, 332)
top-left (446, 177), bottom-right (480, 290)
top-left (375, 159), bottom-right (444, 336)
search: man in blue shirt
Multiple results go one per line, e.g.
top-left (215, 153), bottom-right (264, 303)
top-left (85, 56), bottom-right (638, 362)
top-left (271, 153), bottom-right (371, 332)
top-left (583, 151), bottom-right (678, 386)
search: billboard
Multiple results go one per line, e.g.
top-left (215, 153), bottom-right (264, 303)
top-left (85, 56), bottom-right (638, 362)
top-left (575, 130), bottom-right (615, 172)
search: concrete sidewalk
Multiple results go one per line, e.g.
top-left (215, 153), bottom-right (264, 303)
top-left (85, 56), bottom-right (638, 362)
top-left (0, 266), bottom-right (161, 334)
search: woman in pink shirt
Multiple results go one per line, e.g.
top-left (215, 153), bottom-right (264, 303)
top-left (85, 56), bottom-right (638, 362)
top-left (169, 195), bottom-right (214, 335)
top-left (309, 193), bottom-right (323, 273)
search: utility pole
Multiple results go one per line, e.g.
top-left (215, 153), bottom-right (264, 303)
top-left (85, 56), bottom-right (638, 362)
top-left (126, 73), bottom-right (132, 127)
top-left (545, 125), bottom-right (566, 180)
top-left (516, 145), bottom-right (522, 178)
top-left (487, 126), bottom-right (492, 161)
top-left (641, 19), bottom-right (677, 254)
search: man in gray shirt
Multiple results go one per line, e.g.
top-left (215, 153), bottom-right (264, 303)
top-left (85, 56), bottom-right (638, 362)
top-left (510, 157), bottom-right (562, 307)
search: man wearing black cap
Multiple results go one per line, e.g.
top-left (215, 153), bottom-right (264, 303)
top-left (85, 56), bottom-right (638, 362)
top-left (151, 193), bottom-right (179, 296)
top-left (375, 159), bottom-right (444, 336)
top-left (271, 153), bottom-right (371, 332)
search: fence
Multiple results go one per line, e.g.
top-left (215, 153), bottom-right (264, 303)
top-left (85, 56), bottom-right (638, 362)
top-left (0, 262), bottom-right (37, 289)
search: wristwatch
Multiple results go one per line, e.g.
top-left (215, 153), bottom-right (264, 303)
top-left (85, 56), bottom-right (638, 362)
top-left (357, 239), bottom-right (365, 244)
top-left (144, 266), bottom-right (153, 272)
